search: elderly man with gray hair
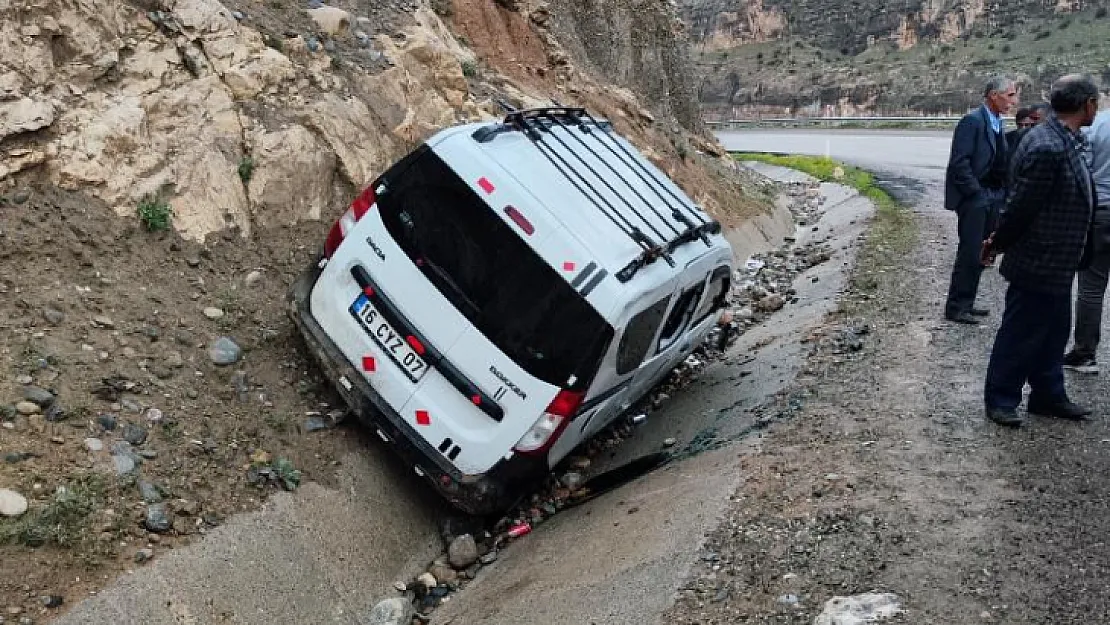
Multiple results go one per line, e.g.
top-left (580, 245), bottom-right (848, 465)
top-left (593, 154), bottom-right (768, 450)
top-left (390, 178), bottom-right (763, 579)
top-left (943, 74), bottom-right (1019, 324)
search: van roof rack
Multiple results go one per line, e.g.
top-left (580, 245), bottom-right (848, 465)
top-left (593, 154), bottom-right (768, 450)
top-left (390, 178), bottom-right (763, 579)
top-left (474, 100), bottom-right (722, 283)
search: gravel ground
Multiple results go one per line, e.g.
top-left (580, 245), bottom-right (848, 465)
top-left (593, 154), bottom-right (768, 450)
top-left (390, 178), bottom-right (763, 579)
top-left (666, 163), bottom-right (1110, 624)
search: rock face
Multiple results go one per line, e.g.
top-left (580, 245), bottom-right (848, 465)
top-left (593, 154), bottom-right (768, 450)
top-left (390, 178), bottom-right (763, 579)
top-left (681, 0), bottom-right (1104, 115)
top-left (0, 0), bottom-right (477, 241)
top-left (0, 0), bottom-right (766, 242)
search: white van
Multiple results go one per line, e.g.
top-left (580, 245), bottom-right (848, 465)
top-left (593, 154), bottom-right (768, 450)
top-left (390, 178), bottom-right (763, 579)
top-left (290, 106), bottom-right (734, 514)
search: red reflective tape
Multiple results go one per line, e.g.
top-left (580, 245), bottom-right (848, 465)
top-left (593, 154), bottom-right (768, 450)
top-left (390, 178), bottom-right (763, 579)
top-left (471, 395), bottom-right (482, 405)
top-left (415, 410), bottom-right (431, 426)
top-left (363, 286), bottom-right (374, 298)
top-left (477, 177), bottom-right (495, 194)
top-left (361, 356), bottom-right (376, 372)
top-left (563, 261), bottom-right (576, 271)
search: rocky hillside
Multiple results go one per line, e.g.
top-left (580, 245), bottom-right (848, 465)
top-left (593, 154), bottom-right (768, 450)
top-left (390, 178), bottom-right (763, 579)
top-left (1, 0), bottom-right (763, 241)
top-left (680, 0), bottom-right (1110, 115)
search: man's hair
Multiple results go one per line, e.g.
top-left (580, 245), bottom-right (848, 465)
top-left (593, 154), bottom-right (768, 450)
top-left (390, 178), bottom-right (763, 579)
top-left (1014, 107), bottom-right (1033, 122)
top-left (1030, 102), bottom-right (1049, 114)
top-left (983, 75), bottom-right (1014, 98)
top-left (1050, 74), bottom-right (1099, 114)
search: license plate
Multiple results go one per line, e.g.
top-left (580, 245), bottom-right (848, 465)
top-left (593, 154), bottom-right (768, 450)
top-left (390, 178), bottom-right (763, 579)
top-left (350, 294), bottom-right (429, 382)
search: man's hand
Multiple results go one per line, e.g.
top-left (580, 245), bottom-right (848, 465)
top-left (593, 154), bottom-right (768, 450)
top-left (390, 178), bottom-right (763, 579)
top-left (981, 234), bottom-right (998, 267)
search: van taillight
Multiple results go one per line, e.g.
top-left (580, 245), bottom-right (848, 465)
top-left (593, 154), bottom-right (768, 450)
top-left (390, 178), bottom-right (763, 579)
top-left (513, 389), bottom-right (585, 456)
top-left (323, 186), bottom-right (377, 259)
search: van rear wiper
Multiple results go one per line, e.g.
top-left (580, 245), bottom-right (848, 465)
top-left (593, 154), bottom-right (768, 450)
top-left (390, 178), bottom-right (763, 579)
top-left (418, 256), bottom-right (481, 319)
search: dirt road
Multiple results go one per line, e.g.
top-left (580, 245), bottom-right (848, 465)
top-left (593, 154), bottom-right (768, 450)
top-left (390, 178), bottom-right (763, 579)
top-left (664, 132), bottom-right (1110, 623)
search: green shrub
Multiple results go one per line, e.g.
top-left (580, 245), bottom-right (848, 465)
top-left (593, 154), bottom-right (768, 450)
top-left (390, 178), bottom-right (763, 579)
top-left (0, 476), bottom-right (104, 548)
top-left (137, 194), bottom-right (172, 231)
top-left (238, 156), bottom-right (255, 183)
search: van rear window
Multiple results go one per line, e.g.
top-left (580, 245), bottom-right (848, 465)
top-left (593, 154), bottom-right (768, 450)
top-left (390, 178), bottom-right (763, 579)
top-left (376, 147), bottom-right (614, 390)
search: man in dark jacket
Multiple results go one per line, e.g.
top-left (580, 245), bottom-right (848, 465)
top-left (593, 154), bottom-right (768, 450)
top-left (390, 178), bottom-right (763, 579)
top-left (1005, 103), bottom-right (1047, 161)
top-left (981, 74), bottom-right (1099, 427)
top-left (944, 75), bottom-right (1019, 324)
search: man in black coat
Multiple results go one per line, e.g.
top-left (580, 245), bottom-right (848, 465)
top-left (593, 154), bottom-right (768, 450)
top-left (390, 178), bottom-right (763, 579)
top-left (1005, 103), bottom-right (1047, 161)
top-left (944, 75), bottom-right (1019, 324)
top-left (981, 74), bottom-right (1099, 427)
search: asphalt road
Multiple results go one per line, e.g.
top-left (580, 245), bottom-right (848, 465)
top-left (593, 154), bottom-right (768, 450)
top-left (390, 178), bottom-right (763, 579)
top-left (717, 128), bottom-right (952, 173)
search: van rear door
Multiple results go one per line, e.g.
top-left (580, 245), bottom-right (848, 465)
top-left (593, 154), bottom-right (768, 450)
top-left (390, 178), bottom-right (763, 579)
top-left (368, 143), bottom-right (614, 474)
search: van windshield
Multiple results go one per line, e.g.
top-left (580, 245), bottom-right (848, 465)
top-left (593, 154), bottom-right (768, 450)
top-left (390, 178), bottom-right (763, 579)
top-left (377, 147), bottom-right (614, 391)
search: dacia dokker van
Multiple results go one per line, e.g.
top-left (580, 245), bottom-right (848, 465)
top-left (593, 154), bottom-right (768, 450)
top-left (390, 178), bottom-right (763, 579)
top-left (290, 105), bottom-right (734, 514)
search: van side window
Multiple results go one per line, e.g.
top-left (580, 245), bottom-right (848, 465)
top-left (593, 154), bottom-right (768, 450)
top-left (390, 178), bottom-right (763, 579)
top-left (692, 266), bottom-right (731, 325)
top-left (616, 296), bottom-right (672, 374)
top-left (657, 282), bottom-right (706, 352)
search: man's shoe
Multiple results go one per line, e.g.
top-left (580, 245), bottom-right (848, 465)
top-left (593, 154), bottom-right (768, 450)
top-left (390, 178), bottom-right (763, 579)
top-left (1063, 350), bottom-right (1099, 374)
top-left (1027, 399), bottom-right (1092, 421)
top-left (970, 307), bottom-right (990, 317)
top-left (945, 312), bottom-right (981, 325)
top-left (986, 407), bottom-right (1024, 427)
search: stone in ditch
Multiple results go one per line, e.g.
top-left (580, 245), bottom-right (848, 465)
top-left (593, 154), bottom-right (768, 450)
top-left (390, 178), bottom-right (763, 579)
top-left (39, 595), bottom-right (63, 609)
top-left (15, 401), bottom-right (40, 415)
top-left (0, 489), bottom-right (29, 517)
top-left (429, 564), bottom-right (458, 584)
top-left (144, 503), bottom-right (173, 533)
top-left (135, 548), bottom-right (154, 563)
top-left (303, 416), bottom-right (329, 432)
top-left (203, 307), bottom-right (224, 320)
top-left (208, 337), bottom-right (241, 365)
top-left (112, 454), bottom-right (136, 476)
top-left (448, 534), bottom-right (479, 569)
top-left (22, 386), bottom-right (54, 407)
top-left (137, 479), bottom-right (162, 503)
top-left (365, 597), bottom-right (413, 625)
top-left (165, 352), bottom-right (185, 369)
top-left (755, 293), bottom-right (785, 313)
top-left (479, 551), bottom-right (498, 565)
top-left (93, 315), bottom-right (115, 329)
top-left (663, 437), bottom-right (677, 447)
top-left (416, 572), bottom-right (437, 590)
top-left (814, 592), bottom-right (902, 625)
top-left (44, 403), bottom-right (66, 422)
top-left (560, 471), bottom-right (584, 490)
top-left (244, 270), bottom-right (262, 287)
top-left (97, 413), bottom-right (118, 431)
top-left (123, 423), bottom-right (149, 446)
top-left (43, 307), bottom-right (65, 325)
top-left (83, 438), bottom-right (104, 452)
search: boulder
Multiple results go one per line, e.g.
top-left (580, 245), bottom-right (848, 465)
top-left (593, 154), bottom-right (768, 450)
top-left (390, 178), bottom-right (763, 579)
top-left (247, 125), bottom-right (336, 225)
top-left (306, 6), bottom-right (352, 35)
top-left (0, 98), bottom-right (55, 141)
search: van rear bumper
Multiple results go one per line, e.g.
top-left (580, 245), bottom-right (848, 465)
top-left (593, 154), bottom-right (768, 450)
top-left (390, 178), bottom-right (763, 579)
top-left (288, 256), bottom-right (546, 516)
